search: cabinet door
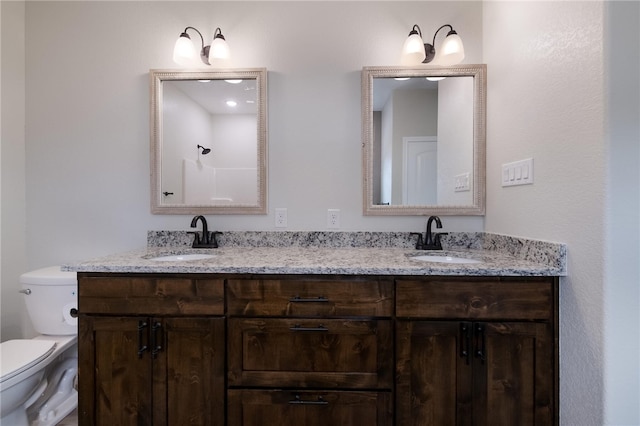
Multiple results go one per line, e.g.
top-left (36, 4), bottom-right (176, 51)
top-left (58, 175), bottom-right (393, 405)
top-left (228, 390), bottom-right (392, 426)
top-left (396, 321), bottom-right (473, 426)
top-left (78, 316), bottom-right (153, 425)
top-left (473, 322), bottom-right (554, 426)
top-left (157, 317), bottom-right (225, 426)
top-left (396, 321), bottom-right (555, 426)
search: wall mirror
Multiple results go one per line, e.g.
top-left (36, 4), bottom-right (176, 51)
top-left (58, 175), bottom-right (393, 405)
top-left (150, 68), bottom-right (267, 214)
top-left (362, 65), bottom-right (486, 215)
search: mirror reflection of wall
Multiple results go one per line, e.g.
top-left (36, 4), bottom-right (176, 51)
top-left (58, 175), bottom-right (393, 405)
top-left (372, 76), bottom-right (473, 207)
top-left (362, 65), bottom-right (486, 216)
top-left (162, 79), bottom-right (258, 206)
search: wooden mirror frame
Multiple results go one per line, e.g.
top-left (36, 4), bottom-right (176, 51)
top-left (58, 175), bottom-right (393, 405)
top-left (362, 64), bottom-right (486, 216)
top-left (150, 68), bottom-right (267, 214)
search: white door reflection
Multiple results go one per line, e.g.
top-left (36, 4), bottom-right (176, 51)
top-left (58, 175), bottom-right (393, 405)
top-left (403, 136), bottom-right (437, 205)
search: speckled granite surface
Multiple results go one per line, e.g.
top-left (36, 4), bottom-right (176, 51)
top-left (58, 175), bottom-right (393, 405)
top-left (64, 231), bottom-right (566, 276)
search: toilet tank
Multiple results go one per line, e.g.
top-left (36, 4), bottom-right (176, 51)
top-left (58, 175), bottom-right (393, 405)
top-left (20, 266), bottom-right (77, 336)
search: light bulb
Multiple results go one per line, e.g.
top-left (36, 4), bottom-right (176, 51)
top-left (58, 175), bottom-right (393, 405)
top-left (173, 34), bottom-right (198, 66)
top-left (401, 33), bottom-right (426, 65)
top-left (438, 33), bottom-right (465, 66)
top-left (209, 37), bottom-right (230, 61)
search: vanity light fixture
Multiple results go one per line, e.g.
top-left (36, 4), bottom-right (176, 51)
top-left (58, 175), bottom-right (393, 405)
top-left (173, 27), bottom-right (230, 66)
top-left (197, 144), bottom-right (211, 155)
top-left (401, 24), bottom-right (465, 66)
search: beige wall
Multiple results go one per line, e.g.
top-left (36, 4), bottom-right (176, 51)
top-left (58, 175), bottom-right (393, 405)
top-left (484, 1), bottom-right (639, 424)
top-left (1, 0), bottom-right (30, 341)
top-left (1, 1), bottom-right (638, 424)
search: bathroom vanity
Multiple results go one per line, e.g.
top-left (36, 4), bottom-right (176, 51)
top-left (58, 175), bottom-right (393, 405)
top-left (71, 232), bottom-right (565, 426)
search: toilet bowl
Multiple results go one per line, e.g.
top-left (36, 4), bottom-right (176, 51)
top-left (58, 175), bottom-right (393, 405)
top-left (0, 266), bottom-right (78, 426)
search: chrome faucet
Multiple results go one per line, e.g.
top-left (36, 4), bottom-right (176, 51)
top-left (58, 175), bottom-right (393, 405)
top-left (410, 216), bottom-right (447, 250)
top-left (189, 215), bottom-right (222, 248)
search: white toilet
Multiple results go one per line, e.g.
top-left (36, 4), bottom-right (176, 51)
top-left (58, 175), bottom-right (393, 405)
top-left (0, 266), bottom-right (78, 426)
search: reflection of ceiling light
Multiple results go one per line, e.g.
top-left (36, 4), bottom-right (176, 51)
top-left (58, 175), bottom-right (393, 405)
top-left (198, 80), bottom-right (211, 83)
top-left (426, 77), bottom-right (446, 81)
top-left (226, 100), bottom-right (237, 107)
top-left (225, 79), bottom-right (242, 84)
top-left (246, 100), bottom-right (255, 104)
top-left (394, 77), bottom-right (410, 81)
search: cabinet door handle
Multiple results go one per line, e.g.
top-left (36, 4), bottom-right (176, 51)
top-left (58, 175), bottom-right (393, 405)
top-left (474, 323), bottom-right (486, 363)
top-left (289, 296), bottom-right (329, 303)
top-left (289, 324), bottom-right (329, 332)
top-left (288, 395), bottom-right (329, 405)
top-left (137, 320), bottom-right (149, 358)
top-left (460, 322), bottom-right (471, 365)
top-left (151, 321), bottom-right (163, 359)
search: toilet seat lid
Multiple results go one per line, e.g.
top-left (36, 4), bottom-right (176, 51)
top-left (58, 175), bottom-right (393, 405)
top-left (0, 339), bottom-right (57, 383)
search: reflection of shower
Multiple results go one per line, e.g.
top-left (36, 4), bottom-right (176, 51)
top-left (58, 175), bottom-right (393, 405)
top-left (197, 144), bottom-right (211, 155)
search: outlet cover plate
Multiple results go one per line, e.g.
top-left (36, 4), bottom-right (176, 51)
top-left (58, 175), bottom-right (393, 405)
top-left (327, 209), bottom-right (340, 229)
top-left (275, 208), bottom-right (288, 228)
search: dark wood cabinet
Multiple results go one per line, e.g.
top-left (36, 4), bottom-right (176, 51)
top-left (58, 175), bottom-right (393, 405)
top-left (395, 277), bottom-right (558, 426)
top-left (77, 273), bottom-right (558, 426)
top-left (77, 275), bottom-right (225, 426)
top-left (228, 317), bottom-right (392, 389)
top-left (226, 277), bottom-right (395, 426)
top-left (227, 390), bottom-right (392, 426)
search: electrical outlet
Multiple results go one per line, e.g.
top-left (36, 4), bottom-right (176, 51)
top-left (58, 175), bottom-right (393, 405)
top-left (327, 209), bottom-right (340, 229)
top-left (275, 208), bottom-right (288, 228)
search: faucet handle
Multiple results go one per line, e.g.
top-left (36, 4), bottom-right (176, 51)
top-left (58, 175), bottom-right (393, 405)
top-left (187, 231), bottom-right (201, 246)
top-left (433, 232), bottom-right (449, 250)
top-left (209, 231), bottom-right (223, 248)
top-left (410, 232), bottom-right (425, 250)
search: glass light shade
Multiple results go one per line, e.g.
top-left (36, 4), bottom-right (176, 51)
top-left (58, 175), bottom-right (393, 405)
top-left (438, 33), bottom-right (465, 66)
top-left (401, 33), bottom-right (426, 65)
top-left (173, 35), bottom-right (198, 66)
top-left (209, 37), bottom-right (230, 60)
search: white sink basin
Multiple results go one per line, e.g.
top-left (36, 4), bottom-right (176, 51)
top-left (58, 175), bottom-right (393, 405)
top-left (411, 254), bottom-right (482, 264)
top-left (149, 253), bottom-right (216, 262)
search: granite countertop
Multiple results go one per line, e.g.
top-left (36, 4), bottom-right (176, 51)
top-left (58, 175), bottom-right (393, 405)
top-left (65, 231), bottom-right (567, 277)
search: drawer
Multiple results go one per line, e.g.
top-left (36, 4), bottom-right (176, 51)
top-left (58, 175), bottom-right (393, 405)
top-left (78, 275), bottom-right (224, 315)
top-left (227, 389), bottom-right (392, 426)
top-left (228, 318), bottom-right (393, 389)
top-left (227, 278), bottom-right (393, 317)
top-left (396, 277), bottom-right (554, 320)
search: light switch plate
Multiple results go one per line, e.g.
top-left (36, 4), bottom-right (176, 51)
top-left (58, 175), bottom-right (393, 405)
top-left (501, 158), bottom-right (534, 187)
top-left (454, 172), bottom-right (471, 192)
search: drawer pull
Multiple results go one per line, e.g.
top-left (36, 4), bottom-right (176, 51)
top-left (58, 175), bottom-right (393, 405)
top-left (289, 324), bottom-right (329, 332)
top-left (475, 323), bottom-right (486, 363)
top-left (288, 395), bottom-right (329, 406)
top-left (460, 322), bottom-right (471, 365)
top-left (137, 320), bottom-right (149, 358)
top-left (151, 321), bottom-right (163, 359)
top-left (289, 295), bottom-right (329, 303)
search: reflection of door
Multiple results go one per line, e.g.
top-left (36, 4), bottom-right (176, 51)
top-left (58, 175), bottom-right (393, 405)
top-left (403, 136), bottom-right (437, 205)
